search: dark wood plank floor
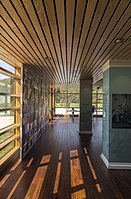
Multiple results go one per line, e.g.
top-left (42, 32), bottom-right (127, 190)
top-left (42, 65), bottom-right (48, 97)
top-left (0, 117), bottom-right (131, 199)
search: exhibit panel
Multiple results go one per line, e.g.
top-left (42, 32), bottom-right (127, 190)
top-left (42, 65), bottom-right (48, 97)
top-left (22, 65), bottom-right (49, 158)
top-left (110, 67), bottom-right (131, 163)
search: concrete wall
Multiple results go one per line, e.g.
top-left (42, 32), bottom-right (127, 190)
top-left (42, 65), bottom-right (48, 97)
top-left (102, 64), bottom-right (131, 164)
top-left (110, 67), bottom-right (131, 162)
top-left (80, 80), bottom-right (92, 133)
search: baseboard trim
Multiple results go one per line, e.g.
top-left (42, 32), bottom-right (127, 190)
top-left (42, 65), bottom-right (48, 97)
top-left (101, 153), bottom-right (109, 168)
top-left (79, 131), bottom-right (92, 135)
top-left (101, 153), bottom-right (131, 169)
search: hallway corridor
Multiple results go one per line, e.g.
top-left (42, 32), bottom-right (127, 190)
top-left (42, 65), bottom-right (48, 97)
top-left (0, 118), bottom-right (131, 199)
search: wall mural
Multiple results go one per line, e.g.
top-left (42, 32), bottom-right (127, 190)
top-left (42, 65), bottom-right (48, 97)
top-left (112, 94), bottom-right (131, 128)
top-left (22, 67), bottom-right (49, 158)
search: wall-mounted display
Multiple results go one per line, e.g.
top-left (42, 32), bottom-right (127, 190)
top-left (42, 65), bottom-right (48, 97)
top-left (22, 66), bottom-right (49, 158)
top-left (112, 94), bottom-right (131, 128)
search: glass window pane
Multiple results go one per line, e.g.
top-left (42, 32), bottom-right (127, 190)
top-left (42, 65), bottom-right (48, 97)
top-left (68, 94), bottom-right (79, 108)
top-left (0, 96), bottom-right (16, 108)
top-left (55, 108), bottom-right (67, 114)
top-left (0, 60), bottom-right (20, 162)
top-left (0, 141), bottom-right (15, 159)
top-left (55, 84), bottom-right (80, 94)
top-left (55, 93), bottom-right (80, 108)
top-left (0, 129), bottom-right (15, 144)
top-left (0, 73), bottom-right (16, 94)
top-left (55, 93), bottom-right (67, 108)
top-left (67, 108), bottom-right (80, 115)
top-left (0, 59), bottom-right (15, 74)
top-left (0, 110), bottom-right (15, 129)
top-left (98, 94), bottom-right (103, 99)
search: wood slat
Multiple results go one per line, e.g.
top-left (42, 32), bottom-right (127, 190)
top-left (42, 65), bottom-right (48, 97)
top-left (0, 123), bottom-right (20, 135)
top-left (73, 0), bottom-right (110, 81)
top-left (1, 27), bottom-right (42, 69)
top-left (0, 44), bottom-right (25, 66)
top-left (76, 0), bottom-right (120, 79)
top-left (1, 0), bottom-right (58, 82)
top-left (89, 30), bottom-right (131, 78)
top-left (70, 0), bottom-right (97, 82)
top-left (0, 52), bottom-right (21, 69)
top-left (0, 67), bottom-right (20, 79)
top-left (112, 43), bottom-right (131, 60)
top-left (121, 52), bottom-right (131, 60)
top-left (83, 29), bottom-right (131, 79)
top-left (21, 0), bottom-right (61, 82)
top-left (0, 106), bottom-right (20, 111)
top-left (69, 0), bottom-right (88, 83)
top-left (1, 0), bottom-right (130, 83)
top-left (1, 33), bottom-right (50, 80)
top-left (10, 0), bottom-right (50, 65)
top-left (0, 134), bottom-right (20, 150)
top-left (0, 93), bottom-right (20, 97)
top-left (0, 20), bottom-right (48, 78)
top-left (35, 0), bottom-right (64, 82)
top-left (0, 146), bottom-right (19, 166)
top-left (81, 1), bottom-right (130, 79)
top-left (55, 0), bottom-right (67, 83)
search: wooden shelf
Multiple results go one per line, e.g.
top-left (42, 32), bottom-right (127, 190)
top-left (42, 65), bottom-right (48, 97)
top-left (0, 123), bottom-right (20, 135)
top-left (0, 134), bottom-right (20, 150)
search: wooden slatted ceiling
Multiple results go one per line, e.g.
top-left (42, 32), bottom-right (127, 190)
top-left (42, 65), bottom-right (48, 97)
top-left (1, 0), bottom-right (131, 84)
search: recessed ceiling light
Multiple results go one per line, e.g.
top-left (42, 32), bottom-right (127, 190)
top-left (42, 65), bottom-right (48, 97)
top-left (114, 38), bottom-right (125, 43)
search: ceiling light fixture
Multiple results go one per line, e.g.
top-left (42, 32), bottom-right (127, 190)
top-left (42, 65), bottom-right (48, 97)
top-left (45, 56), bottom-right (51, 61)
top-left (114, 38), bottom-right (125, 43)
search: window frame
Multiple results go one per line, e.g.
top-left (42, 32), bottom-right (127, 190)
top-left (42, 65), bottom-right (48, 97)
top-left (0, 59), bottom-right (21, 166)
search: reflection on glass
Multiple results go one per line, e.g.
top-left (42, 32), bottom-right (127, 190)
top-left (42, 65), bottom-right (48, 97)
top-left (92, 89), bottom-right (103, 115)
top-left (55, 93), bottom-right (67, 108)
top-left (0, 59), bottom-right (15, 74)
top-left (0, 60), bottom-right (18, 162)
top-left (55, 93), bottom-right (80, 108)
top-left (0, 130), bottom-right (15, 144)
top-left (55, 84), bottom-right (80, 93)
top-left (68, 94), bottom-right (79, 108)
top-left (0, 96), bottom-right (16, 108)
top-left (0, 73), bottom-right (16, 93)
top-left (0, 141), bottom-right (15, 159)
top-left (0, 110), bottom-right (15, 129)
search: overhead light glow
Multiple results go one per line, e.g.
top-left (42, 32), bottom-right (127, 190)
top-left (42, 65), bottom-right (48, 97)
top-left (114, 38), bottom-right (125, 43)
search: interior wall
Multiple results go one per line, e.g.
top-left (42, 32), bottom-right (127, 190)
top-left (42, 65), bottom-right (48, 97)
top-left (103, 65), bottom-right (131, 163)
top-left (110, 67), bottom-right (131, 162)
top-left (102, 69), bottom-right (110, 160)
top-left (22, 65), bottom-right (49, 158)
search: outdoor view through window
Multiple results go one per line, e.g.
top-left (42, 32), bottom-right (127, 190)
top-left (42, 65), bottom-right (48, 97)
top-left (0, 59), bottom-right (20, 162)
